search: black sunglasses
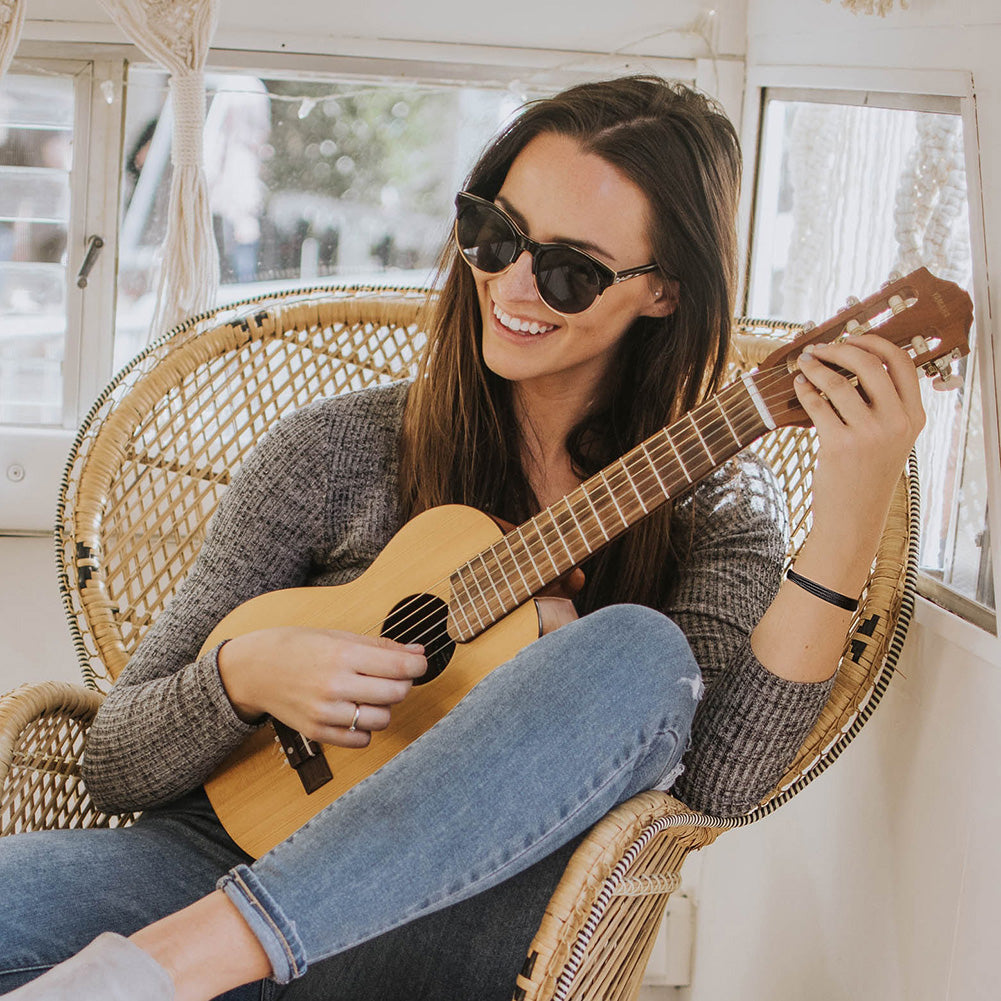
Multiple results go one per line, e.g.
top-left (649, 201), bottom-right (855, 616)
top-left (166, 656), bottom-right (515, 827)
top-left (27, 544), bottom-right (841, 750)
top-left (453, 191), bottom-right (662, 315)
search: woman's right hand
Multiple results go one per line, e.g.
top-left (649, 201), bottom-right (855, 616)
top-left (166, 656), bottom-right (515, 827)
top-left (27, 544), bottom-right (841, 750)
top-left (216, 627), bottom-right (427, 747)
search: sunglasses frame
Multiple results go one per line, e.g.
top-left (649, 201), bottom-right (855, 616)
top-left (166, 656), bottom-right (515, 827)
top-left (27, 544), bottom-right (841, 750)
top-left (453, 191), bottom-right (661, 315)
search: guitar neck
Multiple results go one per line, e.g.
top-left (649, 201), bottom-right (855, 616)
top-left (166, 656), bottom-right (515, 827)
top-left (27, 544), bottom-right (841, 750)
top-left (448, 374), bottom-right (776, 641)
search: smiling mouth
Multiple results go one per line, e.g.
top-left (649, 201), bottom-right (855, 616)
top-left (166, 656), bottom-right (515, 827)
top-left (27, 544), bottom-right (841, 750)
top-left (492, 302), bottom-right (557, 336)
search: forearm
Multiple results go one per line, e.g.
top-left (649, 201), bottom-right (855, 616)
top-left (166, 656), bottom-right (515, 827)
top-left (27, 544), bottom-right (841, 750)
top-left (749, 528), bottom-right (874, 684)
top-left (82, 645), bottom-right (259, 813)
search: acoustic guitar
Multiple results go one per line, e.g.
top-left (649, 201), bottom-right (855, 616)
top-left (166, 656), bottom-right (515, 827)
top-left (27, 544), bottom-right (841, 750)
top-left (202, 267), bottom-right (972, 857)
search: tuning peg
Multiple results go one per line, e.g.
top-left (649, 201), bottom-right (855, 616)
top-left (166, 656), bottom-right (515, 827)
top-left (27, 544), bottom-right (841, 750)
top-left (930, 367), bottom-right (958, 391)
top-left (882, 271), bottom-right (903, 288)
top-left (923, 351), bottom-right (961, 390)
top-left (843, 295), bottom-right (861, 309)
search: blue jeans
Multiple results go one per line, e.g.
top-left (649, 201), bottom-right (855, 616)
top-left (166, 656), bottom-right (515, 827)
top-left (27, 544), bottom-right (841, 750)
top-left (0, 605), bottom-right (700, 998)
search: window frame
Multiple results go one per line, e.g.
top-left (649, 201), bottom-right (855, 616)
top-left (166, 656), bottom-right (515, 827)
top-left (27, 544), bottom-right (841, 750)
top-left (738, 64), bottom-right (1000, 635)
top-left (0, 56), bottom-right (125, 534)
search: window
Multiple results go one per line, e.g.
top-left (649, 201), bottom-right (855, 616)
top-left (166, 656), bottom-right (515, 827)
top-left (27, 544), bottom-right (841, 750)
top-left (0, 71), bottom-right (74, 425)
top-left (115, 68), bottom-right (520, 368)
top-left (0, 57), bottom-right (523, 531)
top-left (746, 87), bottom-right (995, 630)
top-left (0, 58), bottom-right (123, 532)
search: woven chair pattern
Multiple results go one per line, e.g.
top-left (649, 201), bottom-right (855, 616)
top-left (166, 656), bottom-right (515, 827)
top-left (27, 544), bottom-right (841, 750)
top-left (0, 288), bottom-right (918, 1001)
top-left (0, 681), bottom-right (136, 836)
top-left (56, 285), bottom-right (428, 688)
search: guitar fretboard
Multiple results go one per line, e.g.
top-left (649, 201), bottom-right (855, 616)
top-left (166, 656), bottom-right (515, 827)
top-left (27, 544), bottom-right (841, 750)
top-left (448, 375), bottom-right (775, 641)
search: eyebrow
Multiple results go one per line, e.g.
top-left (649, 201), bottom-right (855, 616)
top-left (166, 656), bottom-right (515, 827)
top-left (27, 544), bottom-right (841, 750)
top-left (495, 194), bottom-right (613, 261)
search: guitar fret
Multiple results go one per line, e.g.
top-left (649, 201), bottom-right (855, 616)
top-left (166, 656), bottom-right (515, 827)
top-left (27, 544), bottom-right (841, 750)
top-left (463, 564), bottom-right (490, 630)
top-left (491, 543), bottom-right (521, 606)
top-left (741, 372), bottom-right (776, 430)
top-left (450, 570), bottom-right (479, 637)
top-left (564, 494), bottom-right (590, 550)
top-left (640, 439), bottom-right (670, 499)
top-left (582, 486), bottom-right (611, 542)
top-left (599, 469), bottom-right (629, 527)
top-left (667, 434), bottom-right (692, 482)
top-left (533, 513), bottom-right (562, 573)
top-left (516, 523), bottom-right (547, 588)
top-left (501, 534), bottom-right (531, 599)
top-left (715, 396), bottom-right (741, 447)
top-left (551, 503), bottom-right (577, 562)
top-left (620, 457), bottom-right (649, 514)
top-left (687, 411), bottom-right (715, 463)
top-left (475, 552), bottom-right (506, 615)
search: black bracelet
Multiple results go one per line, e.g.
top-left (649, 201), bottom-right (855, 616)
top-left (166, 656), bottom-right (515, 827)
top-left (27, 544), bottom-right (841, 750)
top-left (785, 567), bottom-right (859, 612)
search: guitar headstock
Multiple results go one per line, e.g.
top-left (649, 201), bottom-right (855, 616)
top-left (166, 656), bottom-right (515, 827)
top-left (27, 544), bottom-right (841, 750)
top-left (758, 267), bottom-right (973, 428)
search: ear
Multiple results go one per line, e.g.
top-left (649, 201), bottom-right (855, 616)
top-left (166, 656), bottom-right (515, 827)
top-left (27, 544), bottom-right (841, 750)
top-left (640, 277), bottom-right (680, 318)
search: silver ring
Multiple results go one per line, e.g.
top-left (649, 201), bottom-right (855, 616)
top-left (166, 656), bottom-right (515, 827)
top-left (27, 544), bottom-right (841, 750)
top-left (348, 704), bottom-right (361, 732)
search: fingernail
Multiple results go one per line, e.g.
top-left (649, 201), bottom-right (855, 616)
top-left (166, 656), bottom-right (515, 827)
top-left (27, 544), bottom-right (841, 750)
top-left (795, 373), bottom-right (807, 384)
top-left (405, 643), bottom-right (425, 652)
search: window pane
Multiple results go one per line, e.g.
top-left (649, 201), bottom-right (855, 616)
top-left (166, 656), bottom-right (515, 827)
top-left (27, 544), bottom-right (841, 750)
top-left (116, 69), bottom-right (518, 367)
top-left (747, 94), bottom-right (994, 621)
top-left (0, 73), bottom-right (74, 426)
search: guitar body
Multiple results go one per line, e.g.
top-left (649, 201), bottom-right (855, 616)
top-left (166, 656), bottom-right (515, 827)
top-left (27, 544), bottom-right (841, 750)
top-left (202, 504), bottom-right (547, 858)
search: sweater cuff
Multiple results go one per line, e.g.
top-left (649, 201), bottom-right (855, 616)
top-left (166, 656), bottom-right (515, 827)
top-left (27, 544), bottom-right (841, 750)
top-left (194, 641), bottom-right (262, 738)
top-left (675, 636), bottom-right (835, 815)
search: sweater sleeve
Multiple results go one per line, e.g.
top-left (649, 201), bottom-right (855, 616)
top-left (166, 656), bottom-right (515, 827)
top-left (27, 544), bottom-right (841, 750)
top-left (668, 455), bottom-right (835, 815)
top-left (81, 402), bottom-right (344, 813)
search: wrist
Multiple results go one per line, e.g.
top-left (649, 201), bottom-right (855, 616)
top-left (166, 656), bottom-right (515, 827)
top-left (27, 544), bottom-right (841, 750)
top-left (216, 637), bottom-right (265, 724)
top-left (793, 530), bottom-right (877, 600)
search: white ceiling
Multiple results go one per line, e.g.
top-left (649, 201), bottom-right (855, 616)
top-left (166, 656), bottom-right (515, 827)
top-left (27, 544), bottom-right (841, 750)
top-left (28, 0), bottom-right (749, 61)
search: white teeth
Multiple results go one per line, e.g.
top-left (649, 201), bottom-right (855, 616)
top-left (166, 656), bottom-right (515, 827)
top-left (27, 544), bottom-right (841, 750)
top-left (493, 304), bottom-right (555, 335)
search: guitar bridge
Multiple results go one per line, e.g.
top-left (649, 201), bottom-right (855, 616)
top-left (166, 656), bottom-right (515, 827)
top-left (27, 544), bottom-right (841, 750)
top-left (271, 718), bottom-right (333, 794)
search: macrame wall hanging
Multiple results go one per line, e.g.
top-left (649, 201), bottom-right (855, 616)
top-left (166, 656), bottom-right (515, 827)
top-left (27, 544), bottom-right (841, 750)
top-left (98, 0), bottom-right (221, 341)
top-left (0, 0), bottom-right (25, 79)
top-left (825, 0), bottom-right (910, 14)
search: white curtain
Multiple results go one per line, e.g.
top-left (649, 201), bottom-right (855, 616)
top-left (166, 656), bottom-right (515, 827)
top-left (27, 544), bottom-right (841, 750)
top-left (0, 0), bottom-right (25, 79)
top-left (98, 0), bottom-right (221, 341)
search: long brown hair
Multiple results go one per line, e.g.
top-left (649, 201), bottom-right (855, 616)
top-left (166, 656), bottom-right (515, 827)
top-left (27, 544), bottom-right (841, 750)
top-left (399, 77), bottom-right (742, 613)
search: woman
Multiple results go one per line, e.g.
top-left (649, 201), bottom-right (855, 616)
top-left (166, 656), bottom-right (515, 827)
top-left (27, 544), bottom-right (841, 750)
top-left (0, 77), bottom-right (923, 1001)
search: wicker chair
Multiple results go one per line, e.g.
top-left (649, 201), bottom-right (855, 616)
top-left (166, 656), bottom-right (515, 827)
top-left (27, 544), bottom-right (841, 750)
top-left (0, 285), bottom-right (918, 1001)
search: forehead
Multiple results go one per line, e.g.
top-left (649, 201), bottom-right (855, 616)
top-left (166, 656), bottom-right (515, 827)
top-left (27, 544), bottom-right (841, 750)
top-left (497, 133), bottom-right (653, 265)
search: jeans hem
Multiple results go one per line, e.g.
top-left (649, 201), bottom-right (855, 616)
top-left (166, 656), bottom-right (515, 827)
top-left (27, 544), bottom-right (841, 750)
top-left (218, 866), bottom-right (306, 984)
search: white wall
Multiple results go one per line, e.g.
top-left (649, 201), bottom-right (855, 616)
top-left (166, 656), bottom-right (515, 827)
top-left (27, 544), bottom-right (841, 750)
top-left (686, 4), bottom-right (1001, 1001)
top-left (0, 536), bottom-right (78, 691)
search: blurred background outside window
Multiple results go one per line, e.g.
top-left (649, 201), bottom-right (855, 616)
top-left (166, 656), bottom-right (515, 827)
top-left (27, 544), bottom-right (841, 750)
top-left (116, 69), bottom-right (519, 368)
top-left (0, 72), bottom-right (74, 425)
top-left (746, 90), bottom-right (993, 628)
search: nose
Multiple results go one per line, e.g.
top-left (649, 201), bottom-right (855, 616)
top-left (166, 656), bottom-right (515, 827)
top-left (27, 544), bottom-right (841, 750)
top-left (492, 249), bottom-right (540, 305)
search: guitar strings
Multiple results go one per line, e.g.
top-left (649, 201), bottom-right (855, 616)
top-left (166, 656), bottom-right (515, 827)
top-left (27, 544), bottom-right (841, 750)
top-left (352, 339), bottom-right (909, 663)
top-left (361, 364), bottom-right (810, 655)
top-left (355, 364), bottom-right (812, 659)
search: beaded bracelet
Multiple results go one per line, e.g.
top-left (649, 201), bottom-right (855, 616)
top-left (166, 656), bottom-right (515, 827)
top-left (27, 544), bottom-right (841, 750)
top-left (785, 567), bottom-right (859, 612)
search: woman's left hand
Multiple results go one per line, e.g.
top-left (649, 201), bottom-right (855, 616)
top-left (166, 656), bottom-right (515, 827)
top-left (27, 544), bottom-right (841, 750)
top-left (793, 333), bottom-right (925, 588)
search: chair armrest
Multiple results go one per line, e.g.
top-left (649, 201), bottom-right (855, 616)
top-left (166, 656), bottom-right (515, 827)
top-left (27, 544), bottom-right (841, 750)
top-left (516, 791), bottom-right (728, 1000)
top-left (0, 681), bottom-right (133, 835)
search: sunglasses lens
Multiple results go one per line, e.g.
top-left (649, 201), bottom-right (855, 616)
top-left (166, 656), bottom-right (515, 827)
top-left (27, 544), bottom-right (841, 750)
top-left (535, 247), bottom-right (602, 314)
top-left (455, 200), bottom-right (518, 274)
top-left (454, 194), bottom-right (608, 314)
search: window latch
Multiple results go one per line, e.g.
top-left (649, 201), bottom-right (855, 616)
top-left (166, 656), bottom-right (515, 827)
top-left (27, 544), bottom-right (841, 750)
top-left (76, 235), bottom-right (105, 288)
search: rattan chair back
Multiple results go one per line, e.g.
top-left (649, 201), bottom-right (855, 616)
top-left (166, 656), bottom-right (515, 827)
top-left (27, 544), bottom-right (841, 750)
top-left (56, 285), bottom-right (428, 689)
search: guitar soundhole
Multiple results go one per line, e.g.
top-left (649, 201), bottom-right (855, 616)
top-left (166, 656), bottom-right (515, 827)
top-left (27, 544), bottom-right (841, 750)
top-left (382, 594), bottom-right (454, 686)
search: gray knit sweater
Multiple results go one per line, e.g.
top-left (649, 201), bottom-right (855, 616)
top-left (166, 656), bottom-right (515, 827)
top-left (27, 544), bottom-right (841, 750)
top-left (82, 381), bottom-right (834, 817)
